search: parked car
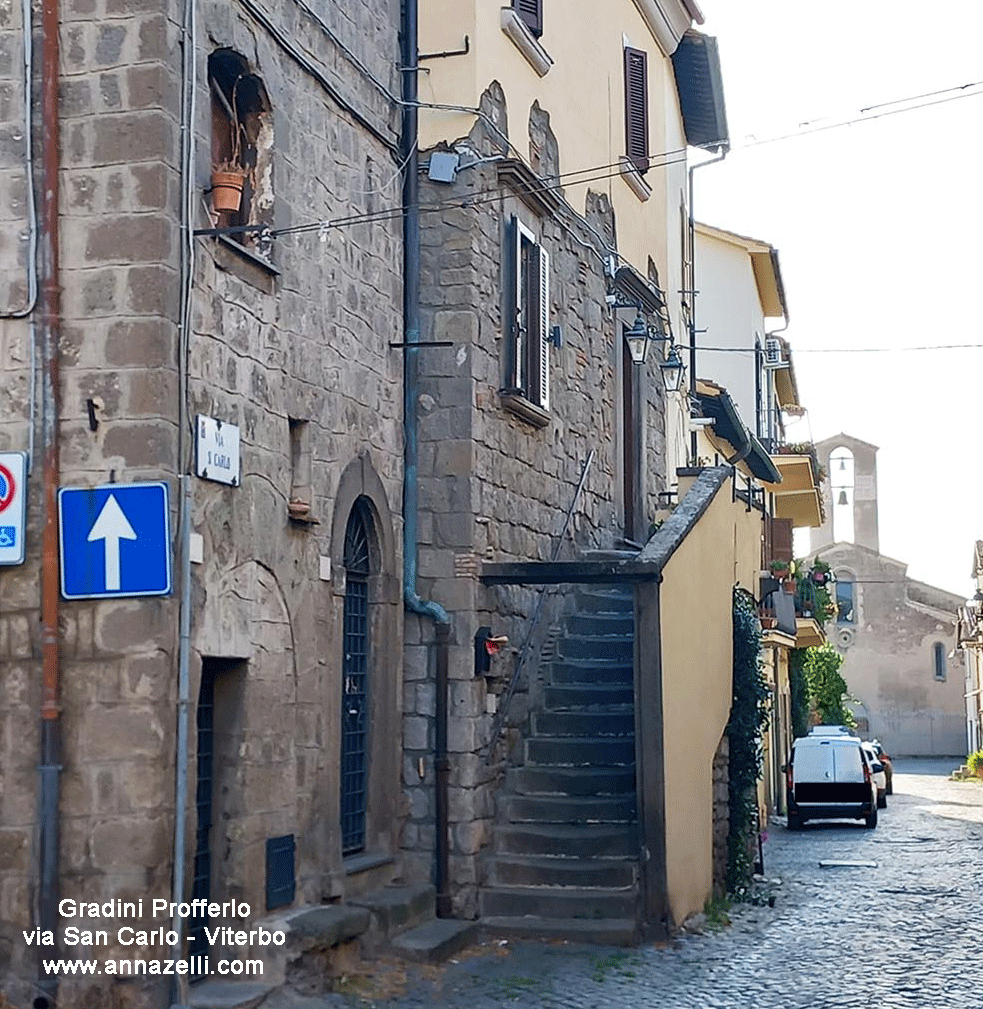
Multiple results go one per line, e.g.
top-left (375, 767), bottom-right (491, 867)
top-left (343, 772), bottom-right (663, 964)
top-left (861, 741), bottom-right (887, 808)
top-left (870, 739), bottom-right (894, 795)
top-left (808, 725), bottom-right (853, 736)
top-left (786, 734), bottom-right (879, 830)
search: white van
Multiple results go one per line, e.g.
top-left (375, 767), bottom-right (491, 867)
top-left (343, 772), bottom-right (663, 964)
top-left (786, 735), bottom-right (879, 830)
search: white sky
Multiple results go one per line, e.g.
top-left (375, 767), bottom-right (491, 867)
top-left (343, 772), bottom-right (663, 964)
top-left (695, 0), bottom-right (983, 599)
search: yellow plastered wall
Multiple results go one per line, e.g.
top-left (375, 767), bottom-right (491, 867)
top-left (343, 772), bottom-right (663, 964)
top-left (419, 0), bottom-right (688, 286)
top-left (659, 484), bottom-right (762, 925)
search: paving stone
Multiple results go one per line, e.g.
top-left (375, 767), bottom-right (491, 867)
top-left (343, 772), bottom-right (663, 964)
top-left (263, 759), bottom-right (983, 1009)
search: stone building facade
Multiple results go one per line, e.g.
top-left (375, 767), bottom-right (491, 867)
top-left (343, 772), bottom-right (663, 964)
top-left (0, 0), bottom-right (406, 1004)
top-left (401, 99), bottom-right (678, 917)
top-left (809, 434), bottom-right (965, 757)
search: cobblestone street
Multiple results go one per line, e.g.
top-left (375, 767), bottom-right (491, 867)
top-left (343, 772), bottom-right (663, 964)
top-left (269, 759), bottom-right (983, 1009)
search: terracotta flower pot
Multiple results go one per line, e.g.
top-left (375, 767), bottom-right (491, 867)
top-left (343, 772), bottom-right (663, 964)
top-left (211, 170), bottom-right (245, 212)
top-left (783, 579), bottom-right (796, 594)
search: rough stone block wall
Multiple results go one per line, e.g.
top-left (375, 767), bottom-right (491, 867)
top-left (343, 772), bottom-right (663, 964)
top-left (0, 0), bottom-right (404, 1002)
top-left (404, 91), bottom-right (671, 916)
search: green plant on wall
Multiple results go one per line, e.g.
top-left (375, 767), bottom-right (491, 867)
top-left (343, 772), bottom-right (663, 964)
top-left (726, 589), bottom-right (770, 895)
top-left (789, 649), bottom-right (811, 738)
top-left (802, 643), bottom-right (855, 728)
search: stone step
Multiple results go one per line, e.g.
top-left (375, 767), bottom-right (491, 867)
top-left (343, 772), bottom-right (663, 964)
top-left (574, 588), bottom-right (635, 614)
top-left (187, 981), bottom-right (278, 1009)
top-left (350, 883), bottom-right (435, 939)
top-left (481, 915), bottom-right (640, 946)
top-left (480, 885), bottom-right (637, 920)
top-left (498, 792), bottom-right (636, 825)
top-left (388, 918), bottom-right (479, 964)
top-left (526, 735), bottom-right (635, 767)
top-left (495, 823), bottom-right (637, 858)
top-left (506, 764), bottom-right (636, 797)
top-left (544, 683), bottom-right (635, 710)
top-left (551, 660), bottom-right (633, 685)
top-left (558, 634), bottom-right (634, 663)
top-left (566, 611), bottom-right (635, 636)
top-left (487, 854), bottom-right (637, 889)
top-left (532, 709), bottom-right (634, 737)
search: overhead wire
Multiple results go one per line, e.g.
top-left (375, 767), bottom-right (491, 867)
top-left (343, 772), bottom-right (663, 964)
top-left (739, 84), bottom-right (983, 149)
top-left (256, 149), bottom-right (690, 239)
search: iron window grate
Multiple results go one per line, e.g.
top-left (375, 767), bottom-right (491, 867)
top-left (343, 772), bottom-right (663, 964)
top-left (266, 834), bottom-right (296, 911)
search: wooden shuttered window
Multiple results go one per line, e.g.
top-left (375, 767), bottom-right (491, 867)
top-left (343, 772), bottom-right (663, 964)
top-left (508, 217), bottom-right (551, 412)
top-left (513, 0), bottom-right (543, 37)
top-left (624, 46), bottom-right (649, 174)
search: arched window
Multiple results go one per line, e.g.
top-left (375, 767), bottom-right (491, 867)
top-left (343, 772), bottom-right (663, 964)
top-left (208, 49), bottom-right (273, 254)
top-left (835, 576), bottom-right (855, 624)
top-left (341, 498), bottom-right (374, 855)
top-left (933, 642), bottom-right (947, 682)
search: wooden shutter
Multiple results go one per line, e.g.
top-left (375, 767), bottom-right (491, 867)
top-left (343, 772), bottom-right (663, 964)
top-left (771, 517), bottom-right (794, 564)
top-left (514, 0), bottom-right (543, 37)
top-left (533, 245), bottom-right (550, 411)
top-left (624, 47), bottom-right (649, 174)
top-left (509, 217), bottom-right (523, 389)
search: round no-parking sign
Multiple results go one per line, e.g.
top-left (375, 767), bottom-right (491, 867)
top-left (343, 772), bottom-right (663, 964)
top-left (0, 463), bottom-right (17, 513)
top-left (0, 453), bottom-right (27, 565)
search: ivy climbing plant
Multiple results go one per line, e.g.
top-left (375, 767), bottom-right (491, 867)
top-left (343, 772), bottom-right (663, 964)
top-left (726, 588), bottom-right (771, 896)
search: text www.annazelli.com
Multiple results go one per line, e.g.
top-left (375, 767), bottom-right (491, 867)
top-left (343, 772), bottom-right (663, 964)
top-left (43, 956), bottom-right (263, 977)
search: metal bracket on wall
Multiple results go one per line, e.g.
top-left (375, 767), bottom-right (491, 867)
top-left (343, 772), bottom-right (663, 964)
top-left (419, 36), bottom-right (470, 61)
top-left (388, 341), bottom-right (453, 349)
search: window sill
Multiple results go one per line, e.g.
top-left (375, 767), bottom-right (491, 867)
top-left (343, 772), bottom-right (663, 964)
top-left (500, 8), bottom-right (553, 77)
top-left (343, 851), bottom-right (393, 876)
top-left (501, 391), bottom-right (550, 428)
top-left (288, 501), bottom-right (320, 526)
top-left (619, 158), bottom-right (652, 202)
top-left (214, 233), bottom-right (279, 294)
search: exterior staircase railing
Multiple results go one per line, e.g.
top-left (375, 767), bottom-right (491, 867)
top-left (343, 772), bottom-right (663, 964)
top-left (484, 450), bottom-right (595, 763)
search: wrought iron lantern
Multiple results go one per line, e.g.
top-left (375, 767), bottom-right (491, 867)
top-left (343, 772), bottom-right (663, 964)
top-left (659, 344), bottom-right (685, 393)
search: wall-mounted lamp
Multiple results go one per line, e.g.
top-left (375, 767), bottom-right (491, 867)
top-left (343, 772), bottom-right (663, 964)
top-left (659, 344), bottom-right (686, 393)
top-left (624, 308), bottom-right (651, 365)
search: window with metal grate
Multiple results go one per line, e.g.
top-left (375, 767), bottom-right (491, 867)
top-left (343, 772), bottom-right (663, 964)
top-left (266, 834), bottom-right (296, 911)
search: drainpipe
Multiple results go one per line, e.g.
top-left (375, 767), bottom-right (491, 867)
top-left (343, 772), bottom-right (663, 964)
top-left (37, 0), bottom-right (62, 1001)
top-left (687, 150), bottom-right (726, 466)
top-left (400, 0), bottom-right (452, 919)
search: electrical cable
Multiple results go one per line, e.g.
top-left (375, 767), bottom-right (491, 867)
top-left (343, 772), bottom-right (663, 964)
top-left (683, 343), bottom-right (983, 354)
top-left (272, 151), bottom-right (690, 238)
top-left (740, 86), bottom-right (983, 148)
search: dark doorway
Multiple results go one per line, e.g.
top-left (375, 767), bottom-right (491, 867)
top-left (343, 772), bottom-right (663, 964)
top-left (341, 498), bottom-right (373, 855)
top-left (189, 662), bottom-right (217, 963)
top-left (622, 339), bottom-right (638, 540)
top-left (189, 657), bottom-right (245, 970)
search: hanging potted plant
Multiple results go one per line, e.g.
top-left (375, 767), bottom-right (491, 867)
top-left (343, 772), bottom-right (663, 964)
top-left (769, 559), bottom-right (790, 578)
top-left (211, 80), bottom-right (247, 213)
top-left (811, 560), bottom-right (831, 586)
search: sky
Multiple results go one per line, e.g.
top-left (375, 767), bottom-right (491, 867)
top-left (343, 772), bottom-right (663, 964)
top-left (694, 0), bottom-right (983, 598)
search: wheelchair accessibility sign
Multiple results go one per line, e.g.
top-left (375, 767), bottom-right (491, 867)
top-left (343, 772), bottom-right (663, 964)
top-left (0, 452), bottom-right (27, 566)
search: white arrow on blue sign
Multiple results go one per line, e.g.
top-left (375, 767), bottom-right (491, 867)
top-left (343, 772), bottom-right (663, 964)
top-left (58, 482), bottom-right (171, 599)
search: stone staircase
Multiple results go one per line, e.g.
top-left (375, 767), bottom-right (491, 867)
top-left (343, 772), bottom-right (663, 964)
top-left (481, 585), bottom-right (640, 945)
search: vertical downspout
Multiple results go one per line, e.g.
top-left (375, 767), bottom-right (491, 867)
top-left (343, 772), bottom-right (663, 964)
top-left (37, 0), bottom-right (61, 1001)
top-left (170, 0), bottom-right (196, 997)
top-left (687, 150), bottom-right (726, 466)
top-left (400, 0), bottom-right (452, 917)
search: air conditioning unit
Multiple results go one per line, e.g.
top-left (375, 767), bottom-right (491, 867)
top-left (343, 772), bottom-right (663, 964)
top-left (763, 337), bottom-right (785, 369)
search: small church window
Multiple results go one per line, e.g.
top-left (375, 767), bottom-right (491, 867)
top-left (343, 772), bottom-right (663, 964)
top-left (836, 578), bottom-right (855, 624)
top-left (933, 642), bottom-right (947, 681)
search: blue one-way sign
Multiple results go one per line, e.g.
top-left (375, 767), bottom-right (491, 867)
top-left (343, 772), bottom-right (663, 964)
top-left (59, 482), bottom-right (171, 600)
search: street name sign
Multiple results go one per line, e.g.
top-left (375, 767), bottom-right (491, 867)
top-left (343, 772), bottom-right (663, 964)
top-left (58, 482), bottom-right (171, 599)
top-left (0, 451), bottom-right (27, 566)
top-left (195, 414), bottom-right (240, 486)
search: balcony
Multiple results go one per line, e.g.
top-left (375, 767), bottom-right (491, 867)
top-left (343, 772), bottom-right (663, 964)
top-left (763, 442), bottom-right (826, 529)
top-left (792, 566), bottom-right (832, 648)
